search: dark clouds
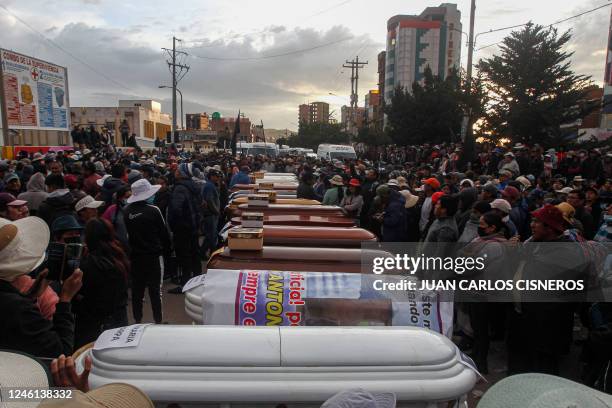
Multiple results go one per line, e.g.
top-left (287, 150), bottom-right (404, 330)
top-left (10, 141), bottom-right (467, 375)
top-left (1, 12), bottom-right (380, 128)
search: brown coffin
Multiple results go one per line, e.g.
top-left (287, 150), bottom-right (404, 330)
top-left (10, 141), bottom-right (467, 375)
top-left (234, 204), bottom-right (345, 218)
top-left (207, 246), bottom-right (387, 274)
top-left (230, 215), bottom-right (355, 228)
top-left (228, 197), bottom-right (320, 211)
top-left (258, 225), bottom-right (376, 247)
top-left (230, 183), bottom-right (298, 193)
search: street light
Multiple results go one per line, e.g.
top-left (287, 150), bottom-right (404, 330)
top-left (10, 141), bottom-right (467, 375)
top-left (159, 85), bottom-right (183, 130)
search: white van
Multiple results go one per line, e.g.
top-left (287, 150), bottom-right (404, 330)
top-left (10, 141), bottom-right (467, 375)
top-left (316, 144), bottom-right (357, 160)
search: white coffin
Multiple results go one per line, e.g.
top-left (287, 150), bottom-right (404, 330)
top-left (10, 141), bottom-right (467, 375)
top-left (77, 325), bottom-right (476, 407)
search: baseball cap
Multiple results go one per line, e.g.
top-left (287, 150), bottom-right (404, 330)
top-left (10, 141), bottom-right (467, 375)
top-left (75, 195), bottom-right (104, 213)
top-left (4, 172), bottom-right (19, 183)
top-left (555, 187), bottom-right (573, 195)
top-left (0, 192), bottom-right (27, 212)
top-left (490, 198), bottom-right (512, 214)
top-left (423, 177), bottom-right (441, 190)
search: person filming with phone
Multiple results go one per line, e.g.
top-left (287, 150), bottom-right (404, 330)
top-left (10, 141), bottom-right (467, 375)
top-left (0, 216), bottom-right (83, 358)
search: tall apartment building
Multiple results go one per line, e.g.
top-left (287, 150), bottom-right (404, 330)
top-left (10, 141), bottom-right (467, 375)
top-left (298, 102), bottom-right (330, 124)
top-left (384, 3), bottom-right (462, 104)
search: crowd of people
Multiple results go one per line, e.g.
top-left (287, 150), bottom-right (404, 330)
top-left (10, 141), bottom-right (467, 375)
top-left (0, 139), bottom-right (610, 403)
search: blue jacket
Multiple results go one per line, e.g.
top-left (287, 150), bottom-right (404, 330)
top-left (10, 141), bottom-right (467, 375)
top-left (229, 171), bottom-right (250, 187)
top-left (382, 190), bottom-right (407, 242)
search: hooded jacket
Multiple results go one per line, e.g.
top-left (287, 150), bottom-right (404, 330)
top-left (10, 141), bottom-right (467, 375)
top-left (455, 188), bottom-right (478, 235)
top-left (18, 172), bottom-right (48, 214)
top-left (37, 189), bottom-right (75, 228)
top-left (381, 190), bottom-right (407, 242)
top-left (168, 178), bottom-right (202, 235)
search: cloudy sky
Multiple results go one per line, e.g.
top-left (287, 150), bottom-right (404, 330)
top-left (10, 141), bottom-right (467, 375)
top-left (1, 0), bottom-right (609, 130)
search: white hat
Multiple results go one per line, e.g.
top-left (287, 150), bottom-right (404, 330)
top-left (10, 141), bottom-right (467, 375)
top-left (555, 186), bottom-right (573, 195)
top-left (75, 195), bottom-right (104, 213)
top-left (573, 176), bottom-right (585, 183)
top-left (127, 179), bottom-right (161, 203)
top-left (96, 174), bottom-right (111, 187)
top-left (515, 176), bottom-right (532, 189)
top-left (513, 143), bottom-right (526, 150)
top-left (0, 216), bottom-right (49, 282)
top-left (82, 148), bottom-right (92, 155)
top-left (0, 350), bottom-right (50, 408)
top-left (490, 198), bottom-right (512, 214)
top-left (504, 152), bottom-right (515, 158)
top-left (321, 388), bottom-right (396, 408)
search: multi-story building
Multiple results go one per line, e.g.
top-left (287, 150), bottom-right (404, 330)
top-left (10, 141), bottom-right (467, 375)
top-left (298, 102), bottom-right (330, 124)
top-left (209, 115), bottom-right (252, 142)
top-left (185, 113), bottom-right (210, 130)
top-left (341, 105), bottom-right (366, 134)
top-left (364, 90), bottom-right (382, 129)
top-left (384, 3), bottom-right (462, 104)
top-left (70, 99), bottom-right (171, 148)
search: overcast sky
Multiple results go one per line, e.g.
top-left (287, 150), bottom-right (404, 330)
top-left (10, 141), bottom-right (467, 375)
top-left (1, 0), bottom-right (609, 130)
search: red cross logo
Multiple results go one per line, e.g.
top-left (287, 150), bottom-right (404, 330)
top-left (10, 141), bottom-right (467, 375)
top-left (30, 67), bottom-right (39, 81)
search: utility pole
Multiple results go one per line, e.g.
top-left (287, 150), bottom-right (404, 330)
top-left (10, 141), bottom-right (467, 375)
top-left (343, 56), bottom-right (368, 143)
top-left (463, 0), bottom-right (477, 162)
top-left (162, 36), bottom-right (189, 142)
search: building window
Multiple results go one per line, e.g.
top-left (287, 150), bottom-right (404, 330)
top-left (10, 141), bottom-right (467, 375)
top-left (155, 123), bottom-right (171, 140)
top-left (144, 120), bottom-right (154, 139)
top-left (449, 41), bottom-right (453, 49)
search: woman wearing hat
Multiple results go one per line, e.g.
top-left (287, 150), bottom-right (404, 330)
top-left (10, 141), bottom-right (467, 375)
top-left (0, 217), bottom-right (83, 358)
top-left (340, 178), bottom-right (364, 226)
top-left (322, 175), bottom-right (345, 206)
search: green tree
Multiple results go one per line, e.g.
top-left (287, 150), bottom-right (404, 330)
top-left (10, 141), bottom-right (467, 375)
top-left (290, 122), bottom-right (349, 149)
top-left (477, 23), bottom-right (592, 146)
top-left (384, 67), bottom-right (464, 145)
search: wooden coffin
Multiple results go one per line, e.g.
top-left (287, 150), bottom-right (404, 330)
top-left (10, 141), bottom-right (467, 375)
top-left (228, 197), bottom-right (320, 211)
top-left (230, 215), bottom-right (355, 228)
top-left (254, 225), bottom-right (376, 247)
top-left (230, 183), bottom-right (298, 193)
top-left (207, 246), bottom-right (386, 274)
top-left (234, 204), bottom-right (345, 218)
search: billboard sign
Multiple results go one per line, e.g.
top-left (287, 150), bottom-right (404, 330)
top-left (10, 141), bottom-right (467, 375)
top-left (0, 49), bottom-right (69, 131)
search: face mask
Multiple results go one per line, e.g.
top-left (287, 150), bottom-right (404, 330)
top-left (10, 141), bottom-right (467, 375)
top-left (146, 195), bottom-right (156, 204)
top-left (65, 236), bottom-right (81, 244)
top-left (477, 227), bottom-right (489, 237)
top-left (605, 214), bottom-right (612, 223)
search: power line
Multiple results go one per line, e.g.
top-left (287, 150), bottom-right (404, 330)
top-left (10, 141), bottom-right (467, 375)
top-left (0, 3), bottom-right (134, 92)
top-left (475, 2), bottom-right (612, 53)
top-left (191, 37), bottom-right (353, 61)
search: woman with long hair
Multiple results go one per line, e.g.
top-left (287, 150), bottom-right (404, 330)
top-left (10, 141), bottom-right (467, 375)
top-left (73, 218), bottom-right (129, 348)
top-left (340, 179), bottom-right (364, 226)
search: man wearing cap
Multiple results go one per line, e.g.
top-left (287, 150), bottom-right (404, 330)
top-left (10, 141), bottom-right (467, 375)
top-left (229, 166), bottom-right (250, 187)
top-left (419, 177), bottom-right (440, 234)
top-left (0, 193), bottom-right (29, 221)
top-left (498, 152), bottom-right (520, 178)
top-left (38, 174), bottom-right (75, 229)
top-left (124, 179), bottom-right (170, 324)
top-left (3, 172), bottom-right (22, 197)
top-left (51, 215), bottom-right (83, 244)
top-left (75, 195), bottom-right (103, 226)
top-left (479, 182), bottom-right (499, 204)
top-left (490, 198), bottom-right (518, 238)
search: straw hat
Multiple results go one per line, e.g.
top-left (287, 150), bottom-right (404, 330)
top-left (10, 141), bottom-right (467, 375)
top-left (39, 384), bottom-right (154, 408)
top-left (0, 217), bottom-right (49, 282)
top-left (0, 350), bottom-right (51, 408)
top-left (556, 202), bottom-right (576, 224)
top-left (329, 175), bottom-right (344, 186)
top-left (478, 373), bottom-right (612, 408)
